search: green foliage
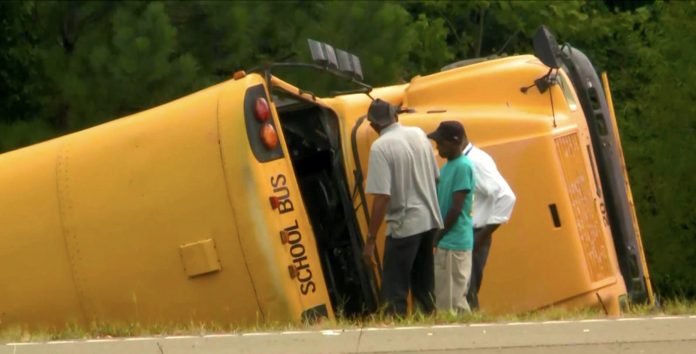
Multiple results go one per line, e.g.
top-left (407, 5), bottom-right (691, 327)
top-left (624, 0), bottom-right (696, 298)
top-left (0, 0), bottom-right (694, 299)
top-left (0, 1), bottom-right (42, 124)
top-left (409, 14), bottom-right (454, 74)
top-left (35, 1), bottom-right (202, 131)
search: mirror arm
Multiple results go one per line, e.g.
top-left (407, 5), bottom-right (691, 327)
top-left (520, 68), bottom-right (556, 94)
top-left (255, 62), bottom-right (373, 91)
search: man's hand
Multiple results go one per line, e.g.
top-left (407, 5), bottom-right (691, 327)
top-left (363, 238), bottom-right (376, 267)
top-left (433, 230), bottom-right (444, 248)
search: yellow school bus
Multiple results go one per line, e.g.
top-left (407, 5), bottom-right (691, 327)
top-left (0, 27), bottom-right (652, 328)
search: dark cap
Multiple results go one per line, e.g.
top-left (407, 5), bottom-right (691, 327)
top-left (427, 121), bottom-right (465, 143)
top-left (367, 99), bottom-right (398, 127)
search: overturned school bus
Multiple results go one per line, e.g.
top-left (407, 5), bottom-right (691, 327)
top-left (0, 27), bottom-right (653, 328)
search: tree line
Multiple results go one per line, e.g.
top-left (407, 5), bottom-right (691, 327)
top-left (1, 0), bottom-right (694, 299)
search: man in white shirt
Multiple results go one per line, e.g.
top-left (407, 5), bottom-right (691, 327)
top-left (463, 139), bottom-right (516, 310)
top-left (362, 99), bottom-right (443, 316)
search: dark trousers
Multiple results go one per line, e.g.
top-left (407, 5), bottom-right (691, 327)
top-left (381, 229), bottom-right (436, 316)
top-left (467, 228), bottom-right (493, 310)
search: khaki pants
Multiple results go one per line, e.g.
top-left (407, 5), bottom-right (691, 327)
top-left (434, 248), bottom-right (472, 312)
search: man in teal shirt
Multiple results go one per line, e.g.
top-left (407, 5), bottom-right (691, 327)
top-left (427, 121), bottom-right (475, 312)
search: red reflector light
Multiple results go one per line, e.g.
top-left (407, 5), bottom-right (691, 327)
top-left (269, 196), bottom-right (280, 209)
top-left (255, 97), bottom-right (270, 122)
top-left (279, 230), bottom-right (289, 244)
top-left (288, 265), bottom-right (298, 279)
top-left (260, 123), bottom-right (278, 149)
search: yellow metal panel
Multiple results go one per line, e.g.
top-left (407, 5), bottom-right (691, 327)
top-left (478, 133), bottom-right (595, 314)
top-left (0, 141), bottom-right (84, 326)
top-left (0, 81), bottom-right (273, 327)
top-left (58, 83), bottom-right (258, 325)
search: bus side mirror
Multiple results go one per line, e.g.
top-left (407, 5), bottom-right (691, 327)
top-left (533, 25), bottom-right (561, 69)
top-left (308, 39), bottom-right (339, 70)
top-left (336, 49), bottom-right (364, 81)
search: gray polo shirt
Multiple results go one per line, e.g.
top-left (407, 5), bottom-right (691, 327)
top-left (365, 123), bottom-right (443, 238)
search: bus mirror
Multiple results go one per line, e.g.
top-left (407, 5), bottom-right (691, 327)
top-left (308, 39), bottom-right (339, 70)
top-left (336, 49), bottom-right (352, 75)
top-left (533, 25), bottom-right (561, 69)
top-left (336, 49), bottom-right (364, 81)
top-left (350, 53), bottom-right (363, 81)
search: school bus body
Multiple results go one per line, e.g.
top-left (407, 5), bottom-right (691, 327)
top-left (0, 52), bottom-right (650, 327)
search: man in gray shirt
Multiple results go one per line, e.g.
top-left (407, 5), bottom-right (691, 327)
top-left (362, 99), bottom-right (443, 316)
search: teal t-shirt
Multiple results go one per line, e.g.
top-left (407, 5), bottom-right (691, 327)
top-left (436, 154), bottom-right (475, 251)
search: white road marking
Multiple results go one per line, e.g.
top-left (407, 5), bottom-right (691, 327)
top-left (202, 334), bottom-right (236, 339)
top-left (85, 339), bottom-right (119, 343)
top-left (280, 331), bottom-right (312, 335)
top-left (431, 324), bottom-right (466, 329)
top-left (47, 341), bottom-right (78, 345)
top-left (363, 327), bottom-right (389, 331)
top-left (394, 326), bottom-right (426, 330)
top-left (578, 319), bottom-right (609, 323)
top-left (241, 332), bottom-right (271, 336)
top-left (6, 343), bottom-right (38, 346)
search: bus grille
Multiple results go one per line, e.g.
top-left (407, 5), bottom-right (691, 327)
top-left (555, 133), bottom-right (612, 282)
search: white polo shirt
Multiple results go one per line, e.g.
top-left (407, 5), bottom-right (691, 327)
top-left (365, 123), bottom-right (443, 238)
top-left (464, 143), bottom-right (516, 228)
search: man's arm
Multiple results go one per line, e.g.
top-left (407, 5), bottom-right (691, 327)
top-left (435, 189), bottom-right (469, 246)
top-left (474, 150), bottom-right (516, 226)
top-left (363, 194), bottom-right (390, 265)
top-left (474, 154), bottom-right (515, 247)
top-left (474, 224), bottom-right (500, 249)
top-left (487, 188), bottom-right (516, 225)
top-left (368, 194), bottom-right (390, 238)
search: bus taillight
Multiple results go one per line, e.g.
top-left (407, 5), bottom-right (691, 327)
top-left (255, 97), bottom-right (270, 122)
top-left (260, 123), bottom-right (279, 149)
top-left (244, 84), bottom-right (283, 162)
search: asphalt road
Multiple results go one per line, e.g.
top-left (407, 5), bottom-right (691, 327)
top-left (3, 315), bottom-right (695, 354)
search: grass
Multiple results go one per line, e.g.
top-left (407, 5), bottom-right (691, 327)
top-left (2, 298), bottom-right (695, 343)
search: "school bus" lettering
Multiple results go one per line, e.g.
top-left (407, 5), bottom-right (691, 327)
top-left (271, 174), bottom-right (294, 214)
top-left (271, 174), bottom-right (316, 294)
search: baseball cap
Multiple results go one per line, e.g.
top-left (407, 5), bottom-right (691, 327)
top-left (367, 99), bottom-right (398, 127)
top-left (427, 121), bottom-right (464, 143)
